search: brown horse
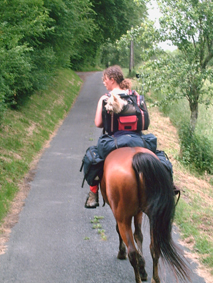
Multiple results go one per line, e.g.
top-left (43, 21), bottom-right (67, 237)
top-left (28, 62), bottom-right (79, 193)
top-left (100, 147), bottom-right (190, 283)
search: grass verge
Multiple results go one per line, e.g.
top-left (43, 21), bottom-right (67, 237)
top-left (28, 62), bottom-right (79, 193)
top-left (175, 195), bottom-right (213, 270)
top-left (0, 68), bottom-right (82, 223)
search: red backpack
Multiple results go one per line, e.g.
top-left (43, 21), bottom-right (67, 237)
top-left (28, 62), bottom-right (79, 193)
top-left (102, 90), bottom-right (150, 135)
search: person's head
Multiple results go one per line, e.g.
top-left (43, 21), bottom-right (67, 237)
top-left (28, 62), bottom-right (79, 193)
top-left (102, 65), bottom-right (131, 91)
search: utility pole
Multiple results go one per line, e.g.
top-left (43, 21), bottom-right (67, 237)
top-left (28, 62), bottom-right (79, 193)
top-left (129, 26), bottom-right (134, 75)
top-left (129, 38), bottom-right (134, 74)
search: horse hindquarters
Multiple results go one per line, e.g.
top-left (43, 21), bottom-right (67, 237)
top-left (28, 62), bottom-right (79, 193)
top-left (132, 152), bottom-right (190, 282)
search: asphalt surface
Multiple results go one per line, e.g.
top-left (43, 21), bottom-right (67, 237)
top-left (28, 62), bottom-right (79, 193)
top-left (0, 72), bottom-right (207, 283)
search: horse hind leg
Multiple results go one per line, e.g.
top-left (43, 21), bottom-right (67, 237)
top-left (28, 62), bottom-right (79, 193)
top-left (117, 221), bottom-right (142, 283)
top-left (150, 232), bottom-right (160, 283)
top-left (128, 249), bottom-right (143, 283)
top-left (134, 212), bottom-right (147, 281)
top-left (116, 223), bottom-right (127, 259)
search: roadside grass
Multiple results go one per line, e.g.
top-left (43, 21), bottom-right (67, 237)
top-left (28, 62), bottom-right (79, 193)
top-left (149, 105), bottom-right (213, 277)
top-left (0, 68), bottom-right (82, 223)
top-left (175, 187), bottom-right (213, 271)
top-left (146, 92), bottom-right (213, 275)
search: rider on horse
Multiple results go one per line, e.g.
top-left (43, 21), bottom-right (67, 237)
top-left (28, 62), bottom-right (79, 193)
top-left (84, 65), bottom-right (179, 208)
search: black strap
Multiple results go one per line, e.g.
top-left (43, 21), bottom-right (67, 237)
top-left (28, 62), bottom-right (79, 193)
top-left (81, 177), bottom-right (86, 188)
top-left (174, 187), bottom-right (181, 206)
top-left (80, 160), bottom-right (84, 172)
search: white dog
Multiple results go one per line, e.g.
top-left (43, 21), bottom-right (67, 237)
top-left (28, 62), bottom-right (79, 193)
top-left (104, 92), bottom-right (127, 114)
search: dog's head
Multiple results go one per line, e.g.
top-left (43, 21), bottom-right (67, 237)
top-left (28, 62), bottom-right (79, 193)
top-left (105, 93), bottom-right (127, 114)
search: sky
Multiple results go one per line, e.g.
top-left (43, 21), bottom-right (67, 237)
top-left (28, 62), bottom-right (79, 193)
top-left (148, 0), bottom-right (177, 51)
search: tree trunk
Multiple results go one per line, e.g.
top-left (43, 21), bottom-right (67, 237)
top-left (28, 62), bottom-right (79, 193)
top-left (189, 99), bottom-right (198, 132)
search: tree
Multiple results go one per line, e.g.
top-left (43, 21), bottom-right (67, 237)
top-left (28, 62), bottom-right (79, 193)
top-left (0, 0), bottom-right (96, 107)
top-left (0, 0), bottom-right (52, 106)
top-left (43, 0), bottom-right (96, 66)
top-left (115, 20), bottom-right (159, 69)
top-left (90, 0), bottom-right (147, 42)
top-left (141, 0), bottom-right (213, 131)
top-left (71, 0), bottom-right (148, 69)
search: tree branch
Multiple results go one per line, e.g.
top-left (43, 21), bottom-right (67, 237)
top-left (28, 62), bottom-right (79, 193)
top-left (202, 51), bottom-right (213, 69)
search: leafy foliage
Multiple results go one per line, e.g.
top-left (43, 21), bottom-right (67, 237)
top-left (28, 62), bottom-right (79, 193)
top-left (0, 0), bottom-right (146, 115)
top-left (178, 122), bottom-right (213, 174)
top-left (43, 0), bottom-right (96, 66)
top-left (0, 0), bottom-right (51, 107)
top-left (101, 18), bottom-right (156, 69)
top-left (159, 0), bottom-right (213, 127)
top-left (0, 0), bottom-right (96, 111)
top-left (90, 0), bottom-right (147, 42)
top-left (139, 0), bottom-right (213, 131)
top-left (71, 0), bottom-right (148, 70)
top-left (125, 0), bottom-right (213, 174)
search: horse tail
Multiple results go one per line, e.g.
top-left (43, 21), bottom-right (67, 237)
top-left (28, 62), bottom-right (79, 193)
top-left (132, 152), bottom-right (190, 281)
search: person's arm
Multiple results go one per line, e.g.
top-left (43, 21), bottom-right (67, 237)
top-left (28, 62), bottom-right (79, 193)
top-left (94, 95), bottom-right (108, 128)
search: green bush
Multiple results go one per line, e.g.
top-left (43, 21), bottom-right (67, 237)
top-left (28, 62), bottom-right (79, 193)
top-left (0, 0), bottom-right (97, 114)
top-left (0, 46), bottom-right (33, 107)
top-left (178, 122), bottom-right (213, 174)
top-left (0, 91), bottom-right (6, 123)
top-left (128, 69), bottom-right (137, 79)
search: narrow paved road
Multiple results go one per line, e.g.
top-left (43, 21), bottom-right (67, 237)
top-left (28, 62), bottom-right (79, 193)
top-left (0, 72), bottom-right (206, 283)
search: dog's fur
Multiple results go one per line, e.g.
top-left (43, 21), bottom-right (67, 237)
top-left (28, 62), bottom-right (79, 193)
top-left (105, 92), bottom-right (127, 114)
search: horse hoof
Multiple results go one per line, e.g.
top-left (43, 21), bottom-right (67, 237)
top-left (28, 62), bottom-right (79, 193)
top-left (151, 278), bottom-right (160, 283)
top-left (117, 251), bottom-right (127, 260)
top-left (140, 270), bottom-right (148, 281)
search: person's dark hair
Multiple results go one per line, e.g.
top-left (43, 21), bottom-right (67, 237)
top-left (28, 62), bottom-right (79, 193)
top-left (103, 65), bottom-right (132, 90)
